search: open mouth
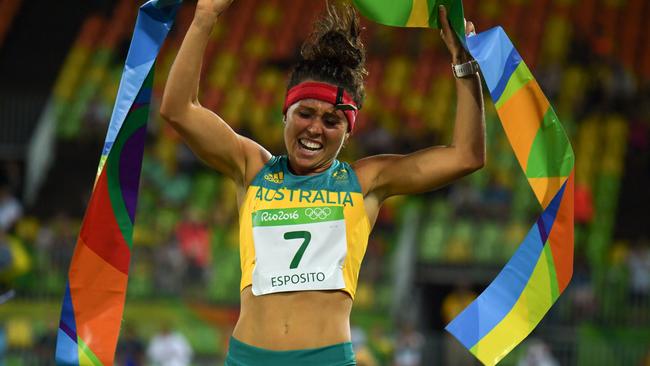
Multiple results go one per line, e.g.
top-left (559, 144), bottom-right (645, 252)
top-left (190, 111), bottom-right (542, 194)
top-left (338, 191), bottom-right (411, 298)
top-left (298, 138), bottom-right (323, 151)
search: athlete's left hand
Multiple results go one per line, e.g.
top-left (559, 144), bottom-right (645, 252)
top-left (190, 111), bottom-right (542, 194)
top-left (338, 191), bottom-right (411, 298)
top-left (438, 5), bottom-right (475, 65)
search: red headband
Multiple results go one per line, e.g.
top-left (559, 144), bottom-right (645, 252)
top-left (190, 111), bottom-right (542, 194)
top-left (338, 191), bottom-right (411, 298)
top-left (282, 81), bottom-right (358, 132)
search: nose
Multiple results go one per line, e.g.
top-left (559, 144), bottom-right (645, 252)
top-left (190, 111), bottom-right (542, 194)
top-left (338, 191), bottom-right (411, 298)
top-left (305, 118), bottom-right (324, 136)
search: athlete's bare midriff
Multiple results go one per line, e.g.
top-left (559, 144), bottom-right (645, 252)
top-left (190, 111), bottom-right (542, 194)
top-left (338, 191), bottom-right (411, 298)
top-left (232, 286), bottom-right (353, 350)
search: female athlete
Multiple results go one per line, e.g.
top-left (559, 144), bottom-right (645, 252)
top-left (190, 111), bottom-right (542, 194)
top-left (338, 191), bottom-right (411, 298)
top-left (160, 0), bottom-right (484, 364)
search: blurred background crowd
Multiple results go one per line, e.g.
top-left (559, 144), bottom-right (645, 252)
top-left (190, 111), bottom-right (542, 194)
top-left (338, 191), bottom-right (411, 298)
top-left (0, 0), bottom-right (649, 364)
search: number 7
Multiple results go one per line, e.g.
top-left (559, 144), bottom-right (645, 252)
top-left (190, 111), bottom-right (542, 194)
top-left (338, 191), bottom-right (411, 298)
top-left (284, 231), bottom-right (311, 269)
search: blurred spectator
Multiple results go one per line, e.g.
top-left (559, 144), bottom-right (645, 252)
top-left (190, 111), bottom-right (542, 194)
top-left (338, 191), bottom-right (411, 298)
top-left (0, 233), bottom-right (30, 290)
top-left (153, 241), bottom-right (187, 296)
top-left (481, 177), bottom-right (511, 220)
top-left (175, 209), bottom-right (211, 289)
top-left (569, 255), bottom-right (597, 322)
top-left (368, 325), bottom-right (393, 365)
top-left (442, 284), bottom-right (477, 366)
top-left (516, 339), bottom-right (559, 366)
top-left (0, 175), bottom-right (22, 233)
top-left (0, 325), bottom-right (5, 366)
top-left (0, 234), bottom-right (12, 277)
top-left (627, 238), bottom-right (650, 305)
top-left (37, 213), bottom-right (77, 273)
top-left (116, 324), bottom-right (146, 366)
top-left (351, 325), bottom-right (378, 366)
top-left (574, 183), bottom-right (594, 224)
top-left (393, 321), bottom-right (424, 366)
top-left (34, 322), bottom-right (56, 365)
top-left (146, 324), bottom-right (192, 366)
top-left (449, 180), bottom-right (482, 218)
top-left (628, 238), bottom-right (650, 294)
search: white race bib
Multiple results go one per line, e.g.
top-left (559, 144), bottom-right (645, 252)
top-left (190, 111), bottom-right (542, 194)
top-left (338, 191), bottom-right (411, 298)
top-left (251, 206), bottom-right (347, 295)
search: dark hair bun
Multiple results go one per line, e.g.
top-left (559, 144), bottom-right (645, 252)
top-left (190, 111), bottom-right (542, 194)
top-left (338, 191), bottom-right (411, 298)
top-left (288, 3), bottom-right (367, 108)
top-left (300, 3), bottom-right (365, 69)
top-left (303, 30), bottom-right (364, 69)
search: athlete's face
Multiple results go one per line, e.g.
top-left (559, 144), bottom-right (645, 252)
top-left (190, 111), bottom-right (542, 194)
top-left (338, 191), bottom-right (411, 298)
top-left (284, 99), bottom-right (349, 175)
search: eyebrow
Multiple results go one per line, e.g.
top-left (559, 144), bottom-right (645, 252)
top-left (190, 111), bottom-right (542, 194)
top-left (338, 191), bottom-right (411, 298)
top-left (323, 112), bottom-right (343, 121)
top-left (296, 106), bottom-right (316, 113)
top-left (296, 104), bottom-right (343, 119)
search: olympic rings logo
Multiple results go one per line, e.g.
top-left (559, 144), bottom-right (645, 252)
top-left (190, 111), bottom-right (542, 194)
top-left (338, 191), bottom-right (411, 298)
top-left (305, 207), bottom-right (331, 220)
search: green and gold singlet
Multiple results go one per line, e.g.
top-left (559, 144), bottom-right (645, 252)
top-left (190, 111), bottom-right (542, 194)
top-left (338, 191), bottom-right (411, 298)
top-left (239, 156), bottom-right (371, 298)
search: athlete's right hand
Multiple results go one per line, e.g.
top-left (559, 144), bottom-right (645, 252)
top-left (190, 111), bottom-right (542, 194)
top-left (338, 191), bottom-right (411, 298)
top-left (195, 0), bottom-right (234, 22)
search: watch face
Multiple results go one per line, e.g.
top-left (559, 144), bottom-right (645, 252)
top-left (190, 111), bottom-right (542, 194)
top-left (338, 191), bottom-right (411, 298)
top-left (453, 61), bottom-right (478, 78)
top-left (454, 64), bottom-right (467, 77)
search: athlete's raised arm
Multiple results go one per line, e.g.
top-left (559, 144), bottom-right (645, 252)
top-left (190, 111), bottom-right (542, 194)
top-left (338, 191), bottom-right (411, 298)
top-left (354, 5), bottom-right (485, 202)
top-left (160, 0), bottom-right (271, 187)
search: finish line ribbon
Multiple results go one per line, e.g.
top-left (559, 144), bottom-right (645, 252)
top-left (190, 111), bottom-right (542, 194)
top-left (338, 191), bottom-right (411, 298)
top-left (352, 1), bottom-right (575, 365)
top-left (55, 1), bottom-right (180, 364)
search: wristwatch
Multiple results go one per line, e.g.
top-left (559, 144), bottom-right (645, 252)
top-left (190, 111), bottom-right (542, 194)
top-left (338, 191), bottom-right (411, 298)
top-left (452, 59), bottom-right (480, 78)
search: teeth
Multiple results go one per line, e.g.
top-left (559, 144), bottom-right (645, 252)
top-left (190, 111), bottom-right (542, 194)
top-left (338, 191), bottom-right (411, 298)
top-left (299, 139), bottom-right (322, 150)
